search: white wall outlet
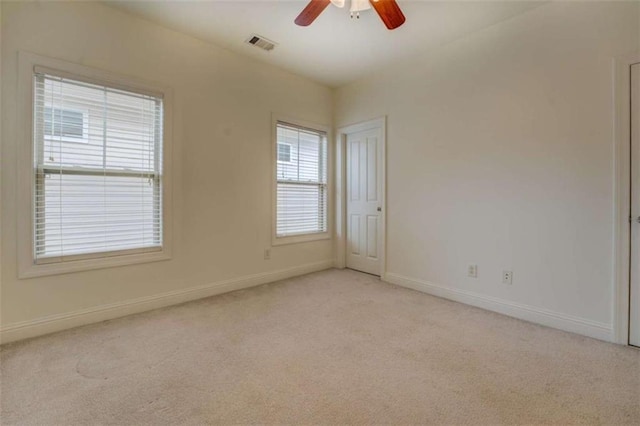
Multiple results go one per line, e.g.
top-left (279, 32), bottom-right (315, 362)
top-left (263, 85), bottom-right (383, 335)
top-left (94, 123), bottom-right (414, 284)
top-left (502, 270), bottom-right (513, 285)
top-left (264, 248), bottom-right (271, 260)
top-left (468, 264), bottom-right (478, 278)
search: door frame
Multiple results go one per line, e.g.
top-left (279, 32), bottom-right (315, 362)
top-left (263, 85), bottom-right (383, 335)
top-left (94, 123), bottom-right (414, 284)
top-left (335, 117), bottom-right (387, 278)
top-left (614, 53), bottom-right (640, 345)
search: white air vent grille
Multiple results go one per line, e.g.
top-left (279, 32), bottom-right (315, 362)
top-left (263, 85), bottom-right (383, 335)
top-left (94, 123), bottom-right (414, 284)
top-left (245, 34), bottom-right (277, 52)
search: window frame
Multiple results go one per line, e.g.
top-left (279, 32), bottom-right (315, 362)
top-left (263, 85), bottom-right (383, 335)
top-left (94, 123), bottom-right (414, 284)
top-left (271, 114), bottom-right (331, 246)
top-left (17, 52), bottom-right (173, 278)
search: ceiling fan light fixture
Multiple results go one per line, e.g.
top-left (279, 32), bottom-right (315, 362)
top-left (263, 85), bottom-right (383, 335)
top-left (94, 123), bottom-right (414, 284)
top-left (349, 0), bottom-right (371, 13)
top-left (349, 0), bottom-right (370, 19)
top-left (294, 0), bottom-right (405, 30)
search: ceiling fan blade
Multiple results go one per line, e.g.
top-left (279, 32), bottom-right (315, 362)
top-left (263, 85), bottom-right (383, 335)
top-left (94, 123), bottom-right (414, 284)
top-left (295, 0), bottom-right (332, 26)
top-left (369, 0), bottom-right (405, 30)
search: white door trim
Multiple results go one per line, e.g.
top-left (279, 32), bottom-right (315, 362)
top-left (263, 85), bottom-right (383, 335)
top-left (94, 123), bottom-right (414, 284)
top-left (614, 52), bottom-right (640, 345)
top-left (335, 117), bottom-right (387, 278)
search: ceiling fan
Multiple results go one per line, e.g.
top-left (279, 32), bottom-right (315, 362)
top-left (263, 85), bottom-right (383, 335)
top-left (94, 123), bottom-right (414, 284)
top-left (294, 0), bottom-right (406, 30)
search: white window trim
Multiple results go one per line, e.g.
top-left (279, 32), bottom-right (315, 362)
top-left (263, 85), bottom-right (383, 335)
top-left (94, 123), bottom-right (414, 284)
top-left (271, 114), bottom-right (332, 246)
top-left (17, 52), bottom-right (173, 278)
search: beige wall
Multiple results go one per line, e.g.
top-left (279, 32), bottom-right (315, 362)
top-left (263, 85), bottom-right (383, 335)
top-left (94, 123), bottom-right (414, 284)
top-left (335, 1), bottom-right (639, 336)
top-left (1, 1), bottom-right (333, 339)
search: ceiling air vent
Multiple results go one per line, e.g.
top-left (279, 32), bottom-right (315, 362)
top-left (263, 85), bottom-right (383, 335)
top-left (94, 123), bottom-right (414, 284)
top-left (245, 34), bottom-right (277, 52)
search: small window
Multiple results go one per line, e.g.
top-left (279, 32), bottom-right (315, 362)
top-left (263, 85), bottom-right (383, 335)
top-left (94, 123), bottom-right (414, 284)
top-left (277, 143), bottom-right (292, 163)
top-left (274, 121), bottom-right (328, 242)
top-left (43, 106), bottom-right (88, 143)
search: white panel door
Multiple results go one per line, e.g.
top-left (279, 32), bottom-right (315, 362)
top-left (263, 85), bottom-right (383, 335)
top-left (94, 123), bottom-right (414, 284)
top-left (630, 63), bottom-right (640, 347)
top-left (346, 127), bottom-right (382, 275)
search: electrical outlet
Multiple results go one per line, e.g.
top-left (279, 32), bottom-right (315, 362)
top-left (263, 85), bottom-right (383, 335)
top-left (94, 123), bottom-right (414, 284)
top-left (502, 270), bottom-right (513, 285)
top-left (264, 248), bottom-right (271, 260)
top-left (468, 264), bottom-right (478, 278)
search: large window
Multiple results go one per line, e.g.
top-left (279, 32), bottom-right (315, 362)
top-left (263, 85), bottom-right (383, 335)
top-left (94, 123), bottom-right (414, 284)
top-left (275, 121), bottom-right (328, 241)
top-left (32, 69), bottom-right (164, 263)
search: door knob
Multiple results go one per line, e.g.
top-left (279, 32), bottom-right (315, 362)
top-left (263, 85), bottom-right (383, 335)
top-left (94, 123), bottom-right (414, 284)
top-left (377, 207), bottom-right (382, 212)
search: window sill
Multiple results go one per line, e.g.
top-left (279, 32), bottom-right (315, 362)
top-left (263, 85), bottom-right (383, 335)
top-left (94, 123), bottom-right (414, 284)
top-left (18, 249), bottom-right (171, 279)
top-left (272, 232), bottom-right (331, 247)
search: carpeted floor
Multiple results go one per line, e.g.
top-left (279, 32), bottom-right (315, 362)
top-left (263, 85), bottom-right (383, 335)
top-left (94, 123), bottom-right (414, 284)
top-left (1, 269), bottom-right (639, 425)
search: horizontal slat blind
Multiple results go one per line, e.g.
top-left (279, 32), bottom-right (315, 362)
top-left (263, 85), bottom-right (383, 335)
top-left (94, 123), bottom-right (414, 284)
top-left (33, 72), bottom-right (163, 262)
top-left (276, 122), bottom-right (327, 237)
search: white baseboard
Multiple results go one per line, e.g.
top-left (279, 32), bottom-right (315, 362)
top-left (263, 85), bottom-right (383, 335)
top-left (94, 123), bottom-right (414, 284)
top-left (0, 260), bottom-right (334, 345)
top-left (383, 272), bottom-right (614, 342)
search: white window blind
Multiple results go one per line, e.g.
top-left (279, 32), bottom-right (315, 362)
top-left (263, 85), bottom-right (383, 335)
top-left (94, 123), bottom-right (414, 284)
top-left (33, 70), bottom-right (163, 263)
top-left (276, 122), bottom-right (327, 237)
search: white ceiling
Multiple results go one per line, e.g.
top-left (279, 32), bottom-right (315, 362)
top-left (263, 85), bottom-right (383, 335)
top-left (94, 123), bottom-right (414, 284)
top-left (108, 1), bottom-right (545, 88)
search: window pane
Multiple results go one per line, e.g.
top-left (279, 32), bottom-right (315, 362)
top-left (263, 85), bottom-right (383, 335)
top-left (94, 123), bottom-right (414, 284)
top-left (37, 174), bottom-right (160, 257)
top-left (105, 90), bottom-right (158, 171)
top-left (276, 126), bottom-right (325, 183)
top-left (277, 183), bottom-right (326, 236)
top-left (39, 79), bottom-right (159, 171)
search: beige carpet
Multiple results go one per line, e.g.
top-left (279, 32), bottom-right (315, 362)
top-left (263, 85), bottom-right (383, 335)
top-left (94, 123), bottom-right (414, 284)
top-left (1, 269), bottom-right (639, 425)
